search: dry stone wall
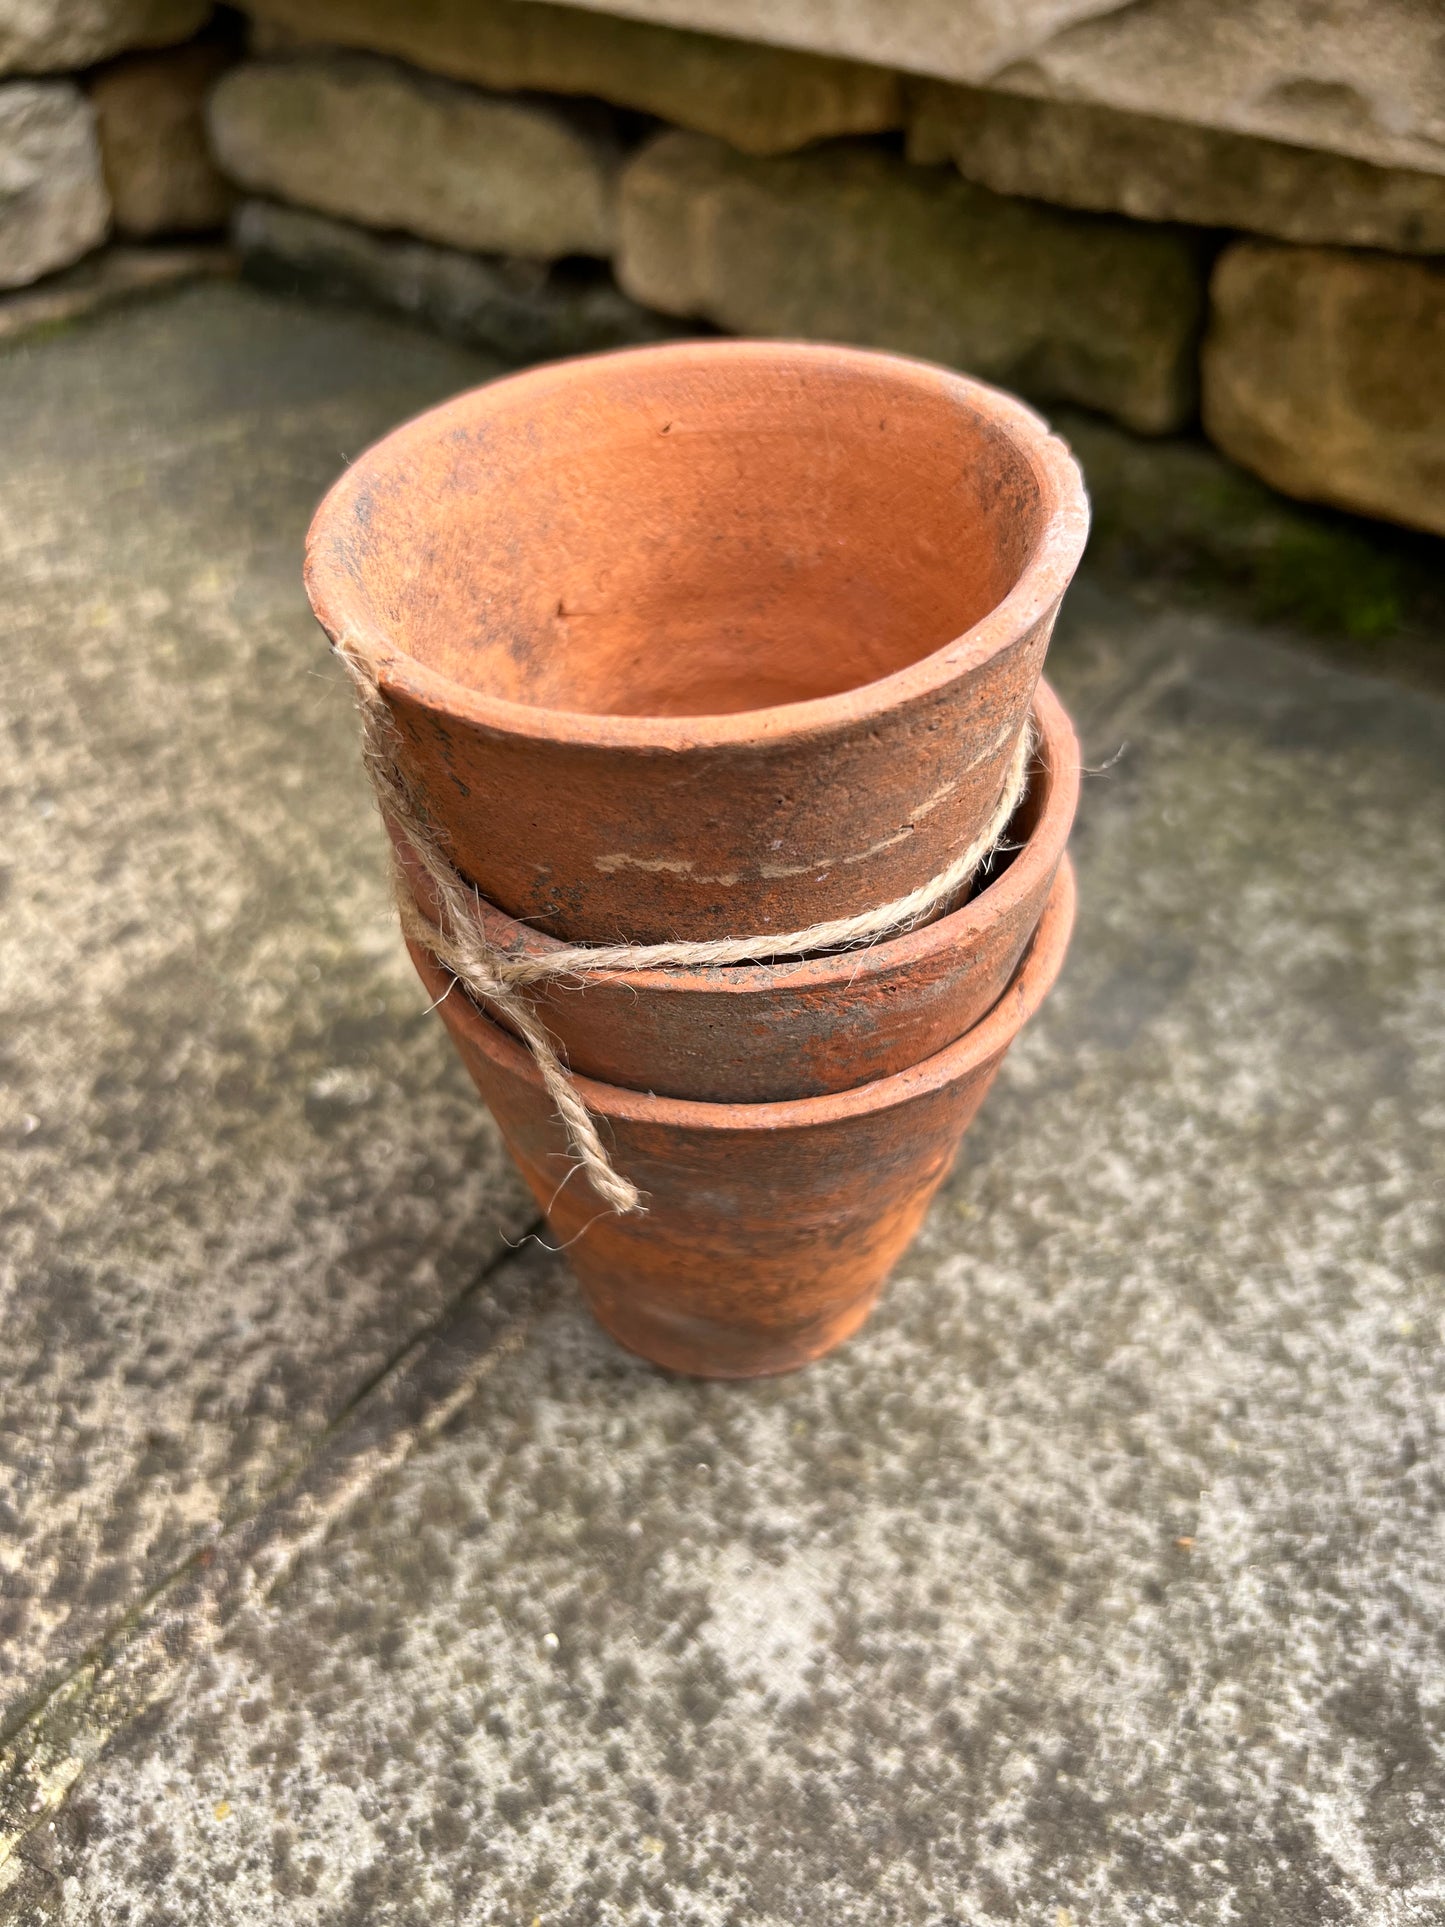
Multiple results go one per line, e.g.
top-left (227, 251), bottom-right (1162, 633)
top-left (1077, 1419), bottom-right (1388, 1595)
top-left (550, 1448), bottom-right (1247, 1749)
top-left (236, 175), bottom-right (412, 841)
top-left (617, 131), bottom-right (1204, 434)
top-left (244, 0), bottom-right (904, 156)
top-left (209, 54), bottom-right (620, 260)
top-left (1203, 244), bottom-right (1445, 537)
top-left (908, 84), bottom-right (1445, 256)
top-left (0, 0), bottom-right (230, 292)
top-left (236, 198), bottom-right (674, 362)
top-left (90, 40), bottom-right (233, 236)
top-left (0, 83), bottom-right (110, 289)
top-left (0, 0), bottom-right (1440, 541)
top-left (530, 0), bottom-right (1445, 181)
top-left (0, 0), bottom-right (208, 76)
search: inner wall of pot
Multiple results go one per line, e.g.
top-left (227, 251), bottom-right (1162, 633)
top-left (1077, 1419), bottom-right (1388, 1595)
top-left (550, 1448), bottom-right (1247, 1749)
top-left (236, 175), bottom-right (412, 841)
top-left (343, 354), bottom-right (1047, 720)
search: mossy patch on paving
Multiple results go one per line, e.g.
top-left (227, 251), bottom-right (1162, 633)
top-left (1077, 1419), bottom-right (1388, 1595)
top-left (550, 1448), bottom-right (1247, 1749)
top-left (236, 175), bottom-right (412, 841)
top-left (1061, 406), bottom-right (1445, 666)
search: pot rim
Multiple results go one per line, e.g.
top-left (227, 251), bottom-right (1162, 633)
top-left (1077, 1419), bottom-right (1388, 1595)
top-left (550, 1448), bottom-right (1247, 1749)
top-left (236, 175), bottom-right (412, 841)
top-left (306, 340), bottom-right (1091, 754)
top-left (417, 855), bottom-right (1076, 1133)
top-left (444, 677), bottom-right (1079, 991)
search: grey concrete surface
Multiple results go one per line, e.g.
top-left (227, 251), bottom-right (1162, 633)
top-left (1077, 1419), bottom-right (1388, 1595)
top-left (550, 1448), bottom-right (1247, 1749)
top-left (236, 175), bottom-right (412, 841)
top-left (1, 286), bottom-right (1443, 1924)
top-left (0, 286), bottom-right (535, 1727)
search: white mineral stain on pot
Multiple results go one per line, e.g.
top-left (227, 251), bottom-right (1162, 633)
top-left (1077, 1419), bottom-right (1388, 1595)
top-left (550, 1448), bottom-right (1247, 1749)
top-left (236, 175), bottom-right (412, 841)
top-left (593, 853), bottom-right (741, 884)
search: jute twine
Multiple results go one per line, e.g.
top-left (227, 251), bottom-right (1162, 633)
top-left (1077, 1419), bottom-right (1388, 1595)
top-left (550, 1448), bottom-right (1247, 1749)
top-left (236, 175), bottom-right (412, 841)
top-left (335, 637), bottom-right (1032, 1216)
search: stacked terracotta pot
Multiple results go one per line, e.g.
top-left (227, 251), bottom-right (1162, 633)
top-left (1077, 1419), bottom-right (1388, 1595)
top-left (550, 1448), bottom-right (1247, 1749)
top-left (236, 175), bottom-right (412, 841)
top-left (306, 343), bottom-right (1089, 1378)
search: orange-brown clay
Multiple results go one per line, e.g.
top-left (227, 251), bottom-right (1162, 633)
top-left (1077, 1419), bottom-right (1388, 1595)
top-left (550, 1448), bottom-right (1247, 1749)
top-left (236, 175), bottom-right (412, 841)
top-left (393, 680), bottom-right (1079, 1103)
top-left (308, 341), bottom-right (1089, 943)
top-left (408, 859), bottom-right (1076, 1378)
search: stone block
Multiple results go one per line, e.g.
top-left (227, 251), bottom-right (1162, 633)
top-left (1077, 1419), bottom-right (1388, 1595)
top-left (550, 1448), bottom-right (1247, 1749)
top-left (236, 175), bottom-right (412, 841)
top-left (0, 82), bottom-right (109, 291)
top-left (987, 0), bottom-right (1445, 184)
top-left (617, 129), bottom-right (1203, 435)
top-left (909, 82), bottom-right (1445, 256)
top-left (90, 43), bottom-right (234, 237)
top-left (530, 0), bottom-right (1445, 182)
top-left (1203, 241), bottom-right (1445, 538)
top-left (235, 197), bottom-right (677, 360)
top-left (0, 0), bottom-right (209, 77)
top-left (497, 0), bottom-right (1125, 92)
top-left (243, 0), bottom-right (901, 155)
top-left (208, 52), bottom-right (617, 260)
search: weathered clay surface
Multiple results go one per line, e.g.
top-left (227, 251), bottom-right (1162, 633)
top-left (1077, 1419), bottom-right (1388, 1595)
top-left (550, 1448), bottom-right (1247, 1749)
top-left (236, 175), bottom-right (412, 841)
top-left (0, 0), bottom-right (207, 77)
top-left (910, 81), bottom-right (1445, 254)
top-left (306, 340), bottom-right (1088, 944)
top-left (0, 82), bottom-right (109, 290)
top-left (413, 864), bottom-right (1075, 1377)
top-left (208, 53), bottom-right (619, 261)
top-left (245, 0), bottom-right (902, 155)
top-left (235, 198), bottom-right (677, 363)
top-left (394, 680), bottom-right (1079, 1103)
top-left (535, 0), bottom-right (1445, 179)
top-left (1203, 241), bottom-right (1445, 539)
top-left (0, 286), bottom-right (532, 1728)
top-left (617, 131), bottom-right (1204, 434)
top-left (16, 528), bottom-right (1445, 1917)
top-left (89, 41), bottom-right (233, 237)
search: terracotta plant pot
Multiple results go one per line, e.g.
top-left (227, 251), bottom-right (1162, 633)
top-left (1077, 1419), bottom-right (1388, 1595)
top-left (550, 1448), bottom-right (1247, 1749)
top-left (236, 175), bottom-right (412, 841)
top-left (307, 340), bottom-right (1089, 943)
top-left (393, 680), bottom-right (1079, 1103)
top-left (407, 859), bottom-right (1076, 1378)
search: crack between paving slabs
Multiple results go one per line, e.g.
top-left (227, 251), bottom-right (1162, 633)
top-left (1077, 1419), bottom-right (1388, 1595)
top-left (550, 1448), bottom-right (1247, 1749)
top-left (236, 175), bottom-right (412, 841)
top-left (0, 1216), bottom-right (546, 1868)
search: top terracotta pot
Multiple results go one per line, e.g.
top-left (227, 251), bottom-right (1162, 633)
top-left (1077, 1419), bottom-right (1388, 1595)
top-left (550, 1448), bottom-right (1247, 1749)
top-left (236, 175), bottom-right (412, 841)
top-left (306, 341), bottom-right (1089, 944)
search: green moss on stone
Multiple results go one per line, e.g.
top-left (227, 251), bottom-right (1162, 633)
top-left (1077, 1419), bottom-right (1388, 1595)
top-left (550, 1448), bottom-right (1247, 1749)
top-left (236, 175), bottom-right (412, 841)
top-left (1058, 406), bottom-right (1441, 652)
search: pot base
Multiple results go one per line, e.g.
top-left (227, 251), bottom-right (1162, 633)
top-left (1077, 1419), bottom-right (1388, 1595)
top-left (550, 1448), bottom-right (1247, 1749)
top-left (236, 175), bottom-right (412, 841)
top-left (411, 861), bottom-right (1076, 1380)
top-left (504, 1138), bottom-right (929, 1378)
top-left (518, 1152), bottom-right (891, 1376)
top-left (580, 1277), bottom-right (886, 1380)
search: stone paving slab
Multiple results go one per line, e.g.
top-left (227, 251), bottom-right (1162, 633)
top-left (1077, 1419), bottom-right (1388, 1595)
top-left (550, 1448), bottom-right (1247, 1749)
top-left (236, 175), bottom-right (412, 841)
top-left (1, 286), bottom-right (1443, 1924)
top-left (0, 244), bottom-right (234, 347)
top-left (0, 287), bottom-right (536, 1726)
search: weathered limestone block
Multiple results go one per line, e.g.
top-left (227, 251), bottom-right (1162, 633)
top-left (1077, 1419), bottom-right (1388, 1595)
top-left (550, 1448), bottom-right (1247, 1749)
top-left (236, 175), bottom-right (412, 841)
top-left (988, 0), bottom-right (1445, 182)
top-left (235, 198), bottom-right (676, 360)
top-left (540, 0), bottom-right (1445, 180)
top-left (0, 0), bottom-right (209, 77)
top-left (243, 0), bottom-right (901, 155)
top-left (0, 82), bottom-right (109, 290)
top-left (208, 54), bottom-right (618, 260)
top-left (910, 83), bottom-right (1445, 256)
top-left (506, 0), bottom-right (1123, 92)
top-left (1203, 241), bottom-right (1445, 538)
top-left (617, 130), bottom-right (1203, 434)
top-left (90, 43), bottom-right (234, 237)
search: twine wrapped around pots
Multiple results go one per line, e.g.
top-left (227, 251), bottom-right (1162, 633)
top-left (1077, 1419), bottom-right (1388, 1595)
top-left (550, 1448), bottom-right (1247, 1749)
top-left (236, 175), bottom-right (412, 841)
top-left (336, 637), bottom-right (1033, 1214)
